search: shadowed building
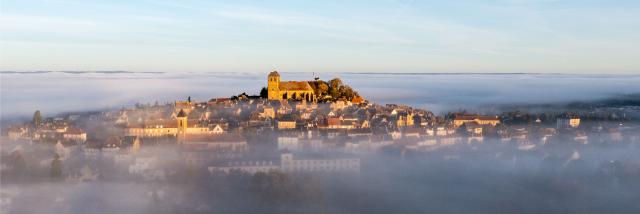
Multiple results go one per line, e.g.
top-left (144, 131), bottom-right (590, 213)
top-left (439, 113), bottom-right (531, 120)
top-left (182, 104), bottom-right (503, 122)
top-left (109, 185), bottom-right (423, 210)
top-left (453, 114), bottom-right (500, 127)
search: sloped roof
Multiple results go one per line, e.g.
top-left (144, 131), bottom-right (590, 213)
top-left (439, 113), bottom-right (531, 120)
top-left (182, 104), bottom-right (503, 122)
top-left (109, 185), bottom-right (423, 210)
top-left (177, 109), bottom-right (187, 117)
top-left (185, 133), bottom-right (246, 143)
top-left (65, 127), bottom-right (85, 135)
top-left (279, 81), bottom-right (314, 91)
top-left (127, 120), bottom-right (177, 128)
top-left (327, 118), bottom-right (341, 126)
top-left (454, 115), bottom-right (499, 121)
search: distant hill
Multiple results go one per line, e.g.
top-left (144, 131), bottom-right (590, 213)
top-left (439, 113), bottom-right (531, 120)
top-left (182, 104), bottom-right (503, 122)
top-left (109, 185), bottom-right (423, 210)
top-left (566, 93), bottom-right (640, 108)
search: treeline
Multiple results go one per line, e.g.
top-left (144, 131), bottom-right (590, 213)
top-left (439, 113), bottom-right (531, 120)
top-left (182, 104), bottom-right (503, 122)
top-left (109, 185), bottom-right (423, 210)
top-left (497, 110), bottom-right (634, 126)
top-left (489, 93), bottom-right (640, 121)
top-left (307, 78), bottom-right (359, 101)
top-left (567, 93), bottom-right (640, 108)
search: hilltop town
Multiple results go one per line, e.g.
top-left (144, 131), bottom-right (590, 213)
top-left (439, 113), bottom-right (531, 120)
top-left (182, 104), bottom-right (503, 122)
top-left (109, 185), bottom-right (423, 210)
top-left (3, 72), bottom-right (640, 213)
top-left (2, 71), bottom-right (639, 183)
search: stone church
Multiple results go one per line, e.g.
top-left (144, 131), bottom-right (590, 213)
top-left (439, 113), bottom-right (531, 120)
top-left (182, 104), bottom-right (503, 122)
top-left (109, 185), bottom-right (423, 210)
top-left (267, 71), bottom-right (316, 101)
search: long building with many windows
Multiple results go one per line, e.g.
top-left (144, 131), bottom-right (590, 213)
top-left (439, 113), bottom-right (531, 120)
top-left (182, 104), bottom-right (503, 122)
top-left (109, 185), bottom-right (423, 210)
top-left (208, 152), bottom-right (360, 174)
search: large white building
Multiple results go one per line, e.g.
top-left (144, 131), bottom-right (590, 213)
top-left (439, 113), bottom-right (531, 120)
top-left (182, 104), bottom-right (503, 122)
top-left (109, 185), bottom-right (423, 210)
top-left (208, 152), bottom-right (360, 174)
top-left (277, 136), bottom-right (300, 151)
top-left (182, 134), bottom-right (248, 166)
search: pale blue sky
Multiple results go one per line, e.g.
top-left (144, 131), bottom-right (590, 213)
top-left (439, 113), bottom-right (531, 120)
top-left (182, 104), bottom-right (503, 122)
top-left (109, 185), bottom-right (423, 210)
top-left (1, 0), bottom-right (639, 74)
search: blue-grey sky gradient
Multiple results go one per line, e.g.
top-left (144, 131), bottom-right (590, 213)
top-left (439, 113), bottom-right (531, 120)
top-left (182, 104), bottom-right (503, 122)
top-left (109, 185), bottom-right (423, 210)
top-left (1, 0), bottom-right (639, 73)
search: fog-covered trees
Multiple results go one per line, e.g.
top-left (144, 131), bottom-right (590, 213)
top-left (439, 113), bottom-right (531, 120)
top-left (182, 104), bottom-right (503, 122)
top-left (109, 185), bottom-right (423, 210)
top-left (33, 110), bottom-right (42, 127)
top-left (50, 154), bottom-right (63, 181)
top-left (11, 150), bottom-right (27, 176)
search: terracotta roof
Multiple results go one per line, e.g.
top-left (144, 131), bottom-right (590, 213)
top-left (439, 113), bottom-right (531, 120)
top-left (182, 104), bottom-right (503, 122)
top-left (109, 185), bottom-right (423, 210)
top-left (454, 115), bottom-right (499, 121)
top-left (209, 98), bottom-right (230, 103)
top-left (185, 133), bottom-right (246, 143)
top-left (279, 81), bottom-right (313, 91)
top-left (65, 127), bottom-right (85, 135)
top-left (327, 118), bottom-right (341, 126)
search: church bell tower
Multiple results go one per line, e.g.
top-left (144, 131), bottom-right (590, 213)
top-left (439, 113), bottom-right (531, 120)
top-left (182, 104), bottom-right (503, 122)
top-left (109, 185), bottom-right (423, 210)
top-left (267, 71), bottom-right (280, 100)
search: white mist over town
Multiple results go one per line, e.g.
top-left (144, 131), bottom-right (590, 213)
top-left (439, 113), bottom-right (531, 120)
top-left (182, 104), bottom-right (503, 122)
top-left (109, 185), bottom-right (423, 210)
top-left (2, 0), bottom-right (640, 213)
top-left (1, 71), bottom-right (640, 214)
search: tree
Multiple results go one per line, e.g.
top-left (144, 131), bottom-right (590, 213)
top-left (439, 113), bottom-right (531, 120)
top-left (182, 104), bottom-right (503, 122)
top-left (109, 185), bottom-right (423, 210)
top-left (318, 82), bottom-right (329, 95)
top-left (260, 87), bottom-right (268, 98)
top-left (339, 85), bottom-right (357, 99)
top-left (50, 154), bottom-right (63, 180)
top-left (249, 171), bottom-right (295, 207)
top-left (10, 150), bottom-right (27, 178)
top-left (329, 87), bottom-right (340, 99)
top-left (456, 123), bottom-right (471, 137)
top-left (33, 110), bottom-right (42, 127)
top-left (328, 78), bottom-right (342, 89)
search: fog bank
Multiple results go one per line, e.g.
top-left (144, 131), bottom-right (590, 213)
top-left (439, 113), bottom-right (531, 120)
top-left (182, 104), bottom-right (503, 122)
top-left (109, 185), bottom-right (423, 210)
top-left (2, 72), bottom-right (639, 120)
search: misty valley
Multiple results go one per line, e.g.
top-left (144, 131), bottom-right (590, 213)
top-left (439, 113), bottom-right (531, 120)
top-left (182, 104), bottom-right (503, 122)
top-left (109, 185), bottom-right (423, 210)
top-left (1, 72), bottom-right (640, 214)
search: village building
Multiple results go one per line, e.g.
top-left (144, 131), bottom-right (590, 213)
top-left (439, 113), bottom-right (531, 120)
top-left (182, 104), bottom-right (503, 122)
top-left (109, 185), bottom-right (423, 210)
top-left (63, 127), bottom-right (87, 143)
top-left (182, 133), bottom-right (248, 166)
top-left (277, 136), bottom-right (300, 151)
top-left (453, 114), bottom-right (500, 127)
top-left (125, 109), bottom-right (226, 139)
top-left (396, 112), bottom-right (415, 127)
top-left (208, 152), bottom-right (360, 174)
top-left (128, 157), bottom-right (166, 181)
top-left (267, 71), bottom-right (316, 101)
top-left (7, 127), bottom-right (29, 141)
top-left (277, 119), bottom-right (297, 130)
top-left (557, 116), bottom-right (581, 129)
top-left (261, 106), bottom-right (276, 119)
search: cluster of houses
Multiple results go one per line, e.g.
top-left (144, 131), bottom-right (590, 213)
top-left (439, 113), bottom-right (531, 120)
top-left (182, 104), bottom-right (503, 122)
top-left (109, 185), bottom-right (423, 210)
top-left (7, 117), bottom-right (87, 144)
top-left (3, 73), bottom-right (640, 180)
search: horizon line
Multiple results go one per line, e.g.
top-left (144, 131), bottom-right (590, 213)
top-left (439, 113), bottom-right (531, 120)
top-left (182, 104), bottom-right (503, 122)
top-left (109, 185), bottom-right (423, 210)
top-left (2, 70), bottom-right (639, 76)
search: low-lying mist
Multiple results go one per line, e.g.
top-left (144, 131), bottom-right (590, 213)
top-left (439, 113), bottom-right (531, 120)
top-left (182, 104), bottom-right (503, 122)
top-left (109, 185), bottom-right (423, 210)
top-left (2, 71), bottom-right (640, 214)
top-left (2, 142), bottom-right (639, 214)
top-left (2, 72), bottom-right (639, 121)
